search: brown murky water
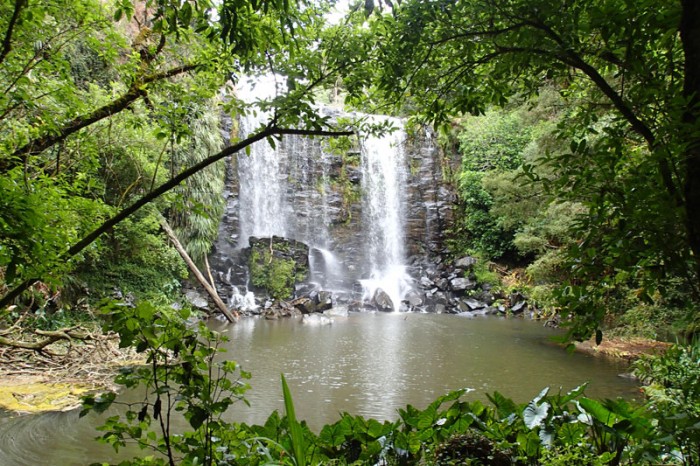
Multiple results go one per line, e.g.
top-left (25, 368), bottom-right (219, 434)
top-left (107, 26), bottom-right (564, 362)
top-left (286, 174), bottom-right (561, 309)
top-left (0, 313), bottom-right (638, 465)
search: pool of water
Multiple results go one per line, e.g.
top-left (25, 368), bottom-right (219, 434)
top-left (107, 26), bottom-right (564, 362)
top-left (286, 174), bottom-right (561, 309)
top-left (0, 313), bottom-right (639, 465)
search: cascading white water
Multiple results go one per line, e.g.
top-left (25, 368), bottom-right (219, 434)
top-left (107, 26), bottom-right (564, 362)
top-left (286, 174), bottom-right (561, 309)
top-left (310, 247), bottom-right (345, 290)
top-left (359, 118), bottom-right (412, 312)
top-left (232, 80), bottom-right (412, 308)
top-left (235, 76), bottom-right (291, 248)
top-left (237, 112), bottom-right (288, 246)
top-left (229, 285), bottom-right (258, 312)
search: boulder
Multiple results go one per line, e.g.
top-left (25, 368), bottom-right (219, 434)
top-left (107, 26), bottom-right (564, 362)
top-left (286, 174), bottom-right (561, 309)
top-left (420, 276), bottom-right (434, 289)
top-left (292, 297), bottom-right (314, 314)
top-left (301, 314), bottom-right (333, 325)
top-left (450, 277), bottom-right (476, 291)
top-left (463, 298), bottom-right (486, 311)
top-left (454, 256), bottom-right (477, 269)
top-left (429, 291), bottom-right (449, 306)
top-left (374, 289), bottom-right (395, 312)
top-left (317, 291), bottom-right (333, 307)
top-left (473, 291), bottom-right (495, 305)
top-left (509, 291), bottom-right (526, 305)
top-left (436, 278), bottom-right (449, 291)
top-left (325, 307), bottom-right (349, 317)
top-left (185, 290), bottom-right (209, 310)
top-left (292, 291), bottom-right (333, 314)
top-left (511, 301), bottom-right (527, 314)
top-left (302, 314), bottom-right (333, 325)
top-left (405, 290), bottom-right (424, 306)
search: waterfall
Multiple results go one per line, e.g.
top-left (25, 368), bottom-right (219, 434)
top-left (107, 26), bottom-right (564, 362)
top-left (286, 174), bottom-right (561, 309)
top-left (310, 247), bottom-right (345, 291)
top-left (237, 114), bottom-right (288, 246)
top-left (358, 118), bottom-right (412, 312)
top-left (235, 76), bottom-right (289, 246)
top-left (228, 84), bottom-right (414, 310)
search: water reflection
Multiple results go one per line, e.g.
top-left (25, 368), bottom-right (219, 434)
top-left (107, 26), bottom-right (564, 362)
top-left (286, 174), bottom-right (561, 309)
top-left (0, 314), bottom-right (639, 465)
top-left (212, 313), bottom-right (638, 430)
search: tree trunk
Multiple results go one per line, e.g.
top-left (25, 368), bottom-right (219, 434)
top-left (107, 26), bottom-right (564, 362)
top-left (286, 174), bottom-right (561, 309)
top-left (158, 215), bottom-right (238, 323)
top-left (681, 0), bottom-right (700, 278)
top-left (204, 255), bottom-right (216, 288)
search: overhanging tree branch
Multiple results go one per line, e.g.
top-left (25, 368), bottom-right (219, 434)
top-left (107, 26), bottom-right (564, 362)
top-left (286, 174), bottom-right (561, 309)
top-left (0, 124), bottom-right (354, 310)
top-left (0, 64), bottom-right (198, 175)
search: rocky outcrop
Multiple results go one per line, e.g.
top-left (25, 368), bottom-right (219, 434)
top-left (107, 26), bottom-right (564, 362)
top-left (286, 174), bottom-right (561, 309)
top-left (245, 236), bottom-right (309, 300)
top-left (207, 116), bottom-right (461, 316)
top-left (404, 129), bottom-right (458, 263)
top-left (208, 112), bottom-right (528, 319)
top-left (407, 255), bottom-right (536, 317)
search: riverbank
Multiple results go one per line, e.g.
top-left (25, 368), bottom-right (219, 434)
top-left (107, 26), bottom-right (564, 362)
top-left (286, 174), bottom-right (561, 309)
top-left (0, 327), bottom-right (139, 413)
top-left (575, 336), bottom-right (671, 361)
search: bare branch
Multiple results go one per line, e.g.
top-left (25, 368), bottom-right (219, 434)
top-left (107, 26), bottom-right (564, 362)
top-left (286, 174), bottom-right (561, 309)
top-left (0, 326), bottom-right (91, 351)
top-left (428, 22), bottom-right (529, 46)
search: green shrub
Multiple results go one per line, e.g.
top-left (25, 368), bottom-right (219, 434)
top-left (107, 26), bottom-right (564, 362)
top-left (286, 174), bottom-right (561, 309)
top-left (539, 444), bottom-right (610, 466)
top-left (634, 342), bottom-right (700, 465)
top-left (250, 249), bottom-right (299, 300)
top-left (77, 212), bottom-right (187, 303)
top-left (433, 432), bottom-right (512, 465)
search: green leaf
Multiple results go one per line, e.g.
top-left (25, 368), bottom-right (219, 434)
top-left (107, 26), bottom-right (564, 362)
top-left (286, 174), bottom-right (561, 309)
top-left (319, 419), bottom-right (350, 447)
top-left (559, 383), bottom-right (588, 404)
top-left (578, 398), bottom-right (617, 427)
top-left (189, 406), bottom-right (208, 429)
top-left (92, 392), bottom-right (117, 414)
top-left (181, 2), bottom-right (193, 25)
top-left (487, 391), bottom-right (518, 417)
top-left (523, 399), bottom-right (550, 429)
top-left (281, 373), bottom-right (307, 466)
top-left (517, 431), bottom-right (540, 457)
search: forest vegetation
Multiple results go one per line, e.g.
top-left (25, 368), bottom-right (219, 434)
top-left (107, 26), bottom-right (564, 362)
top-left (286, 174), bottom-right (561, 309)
top-left (1, 0), bottom-right (700, 464)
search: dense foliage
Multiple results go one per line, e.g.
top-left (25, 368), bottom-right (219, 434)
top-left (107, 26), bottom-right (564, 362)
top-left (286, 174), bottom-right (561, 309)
top-left (0, 0), bottom-right (698, 465)
top-left (2, 0), bottom-right (697, 340)
top-left (0, 0), bottom-right (352, 313)
top-left (444, 90), bottom-right (695, 337)
top-left (324, 0), bottom-right (700, 338)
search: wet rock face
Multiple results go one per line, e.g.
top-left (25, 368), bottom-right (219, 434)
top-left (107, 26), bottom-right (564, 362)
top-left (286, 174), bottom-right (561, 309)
top-left (208, 119), bottom-right (460, 313)
top-left (404, 131), bottom-right (457, 261)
